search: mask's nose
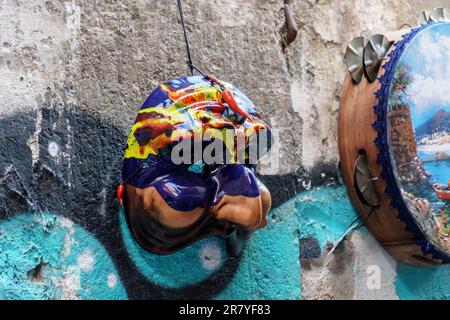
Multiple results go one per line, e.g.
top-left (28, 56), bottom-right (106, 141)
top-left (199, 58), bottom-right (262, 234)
top-left (207, 164), bottom-right (271, 230)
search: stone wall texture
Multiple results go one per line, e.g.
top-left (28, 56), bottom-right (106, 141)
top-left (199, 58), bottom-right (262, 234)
top-left (1, 0), bottom-right (450, 300)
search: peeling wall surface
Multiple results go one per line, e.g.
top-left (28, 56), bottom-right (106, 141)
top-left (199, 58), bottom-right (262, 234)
top-left (1, 0), bottom-right (450, 300)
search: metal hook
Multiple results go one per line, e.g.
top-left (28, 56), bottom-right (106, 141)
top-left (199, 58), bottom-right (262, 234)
top-left (283, 4), bottom-right (298, 47)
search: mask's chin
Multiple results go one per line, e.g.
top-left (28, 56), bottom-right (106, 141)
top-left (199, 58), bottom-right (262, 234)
top-left (208, 183), bottom-right (271, 230)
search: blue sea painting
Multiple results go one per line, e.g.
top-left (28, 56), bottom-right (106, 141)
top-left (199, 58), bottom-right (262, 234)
top-left (399, 23), bottom-right (450, 189)
top-left (388, 23), bottom-right (450, 251)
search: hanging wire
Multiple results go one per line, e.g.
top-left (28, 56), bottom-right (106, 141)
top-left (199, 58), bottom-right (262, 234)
top-left (120, 1), bottom-right (209, 188)
top-left (327, 216), bottom-right (363, 256)
top-left (398, 23), bottom-right (413, 30)
top-left (176, 0), bottom-right (208, 77)
top-left (327, 206), bottom-right (377, 256)
top-left (177, 0), bottom-right (194, 76)
top-left (117, 0), bottom-right (253, 205)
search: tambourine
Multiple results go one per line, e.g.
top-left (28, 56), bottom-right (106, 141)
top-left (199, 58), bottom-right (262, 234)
top-left (120, 75), bottom-right (272, 255)
top-left (340, 21), bottom-right (450, 265)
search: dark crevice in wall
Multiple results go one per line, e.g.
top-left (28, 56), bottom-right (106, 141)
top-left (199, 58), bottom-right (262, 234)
top-left (27, 260), bottom-right (47, 284)
top-left (300, 237), bottom-right (321, 261)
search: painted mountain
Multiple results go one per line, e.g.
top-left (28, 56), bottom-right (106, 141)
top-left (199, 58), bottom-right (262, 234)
top-left (415, 109), bottom-right (450, 139)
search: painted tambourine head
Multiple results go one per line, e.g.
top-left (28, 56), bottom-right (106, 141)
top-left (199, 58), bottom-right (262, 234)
top-left (120, 75), bottom-right (272, 255)
top-left (340, 21), bottom-right (450, 265)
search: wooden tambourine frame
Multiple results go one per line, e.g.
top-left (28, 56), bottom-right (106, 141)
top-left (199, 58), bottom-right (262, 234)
top-left (339, 27), bottom-right (446, 266)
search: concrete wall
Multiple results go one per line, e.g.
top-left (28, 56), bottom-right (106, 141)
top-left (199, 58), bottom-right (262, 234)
top-left (1, 0), bottom-right (450, 299)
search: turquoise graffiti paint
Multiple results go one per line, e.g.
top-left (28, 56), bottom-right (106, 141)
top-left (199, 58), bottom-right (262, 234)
top-left (119, 204), bottom-right (301, 299)
top-left (215, 201), bottom-right (301, 300)
top-left (298, 186), bottom-right (450, 301)
top-left (11, 186), bottom-right (449, 300)
top-left (119, 207), bottom-right (228, 288)
top-left (117, 185), bottom-right (360, 299)
top-left (0, 212), bottom-right (127, 300)
top-left (294, 186), bottom-right (359, 249)
top-left (396, 263), bottom-right (450, 300)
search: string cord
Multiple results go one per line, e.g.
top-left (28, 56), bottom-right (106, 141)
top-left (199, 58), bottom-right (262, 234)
top-left (120, 1), bottom-right (197, 185)
top-left (119, 1), bottom-right (250, 188)
top-left (177, 0), bottom-right (194, 76)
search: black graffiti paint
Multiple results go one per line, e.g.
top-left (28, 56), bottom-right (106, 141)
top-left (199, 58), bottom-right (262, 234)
top-left (0, 105), bottom-right (338, 299)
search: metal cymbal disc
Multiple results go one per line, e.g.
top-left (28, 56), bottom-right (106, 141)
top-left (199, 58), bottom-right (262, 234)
top-left (354, 153), bottom-right (380, 207)
top-left (363, 34), bottom-right (393, 83)
top-left (429, 7), bottom-right (450, 22)
top-left (418, 9), bottom-right (431, 25)
top-left (344, 36), bottom-right (367, 84)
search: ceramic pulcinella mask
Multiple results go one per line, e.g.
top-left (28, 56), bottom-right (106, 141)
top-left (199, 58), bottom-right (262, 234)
top-left (119, 75), bottom-right (272, 255)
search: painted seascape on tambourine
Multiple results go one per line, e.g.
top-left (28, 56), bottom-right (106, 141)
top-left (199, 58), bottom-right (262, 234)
top-left (388, 23), bottom-right (450, 253)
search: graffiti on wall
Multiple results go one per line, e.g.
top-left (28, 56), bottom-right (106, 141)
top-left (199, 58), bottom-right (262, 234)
top-left (2, 102), bottom-right (448, 299)
top-left (0, 101), bottom-right (337, 300)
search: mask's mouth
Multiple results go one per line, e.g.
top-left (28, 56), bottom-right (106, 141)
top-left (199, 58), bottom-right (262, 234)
top-left (123, 192), bottom-right (247, 255)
